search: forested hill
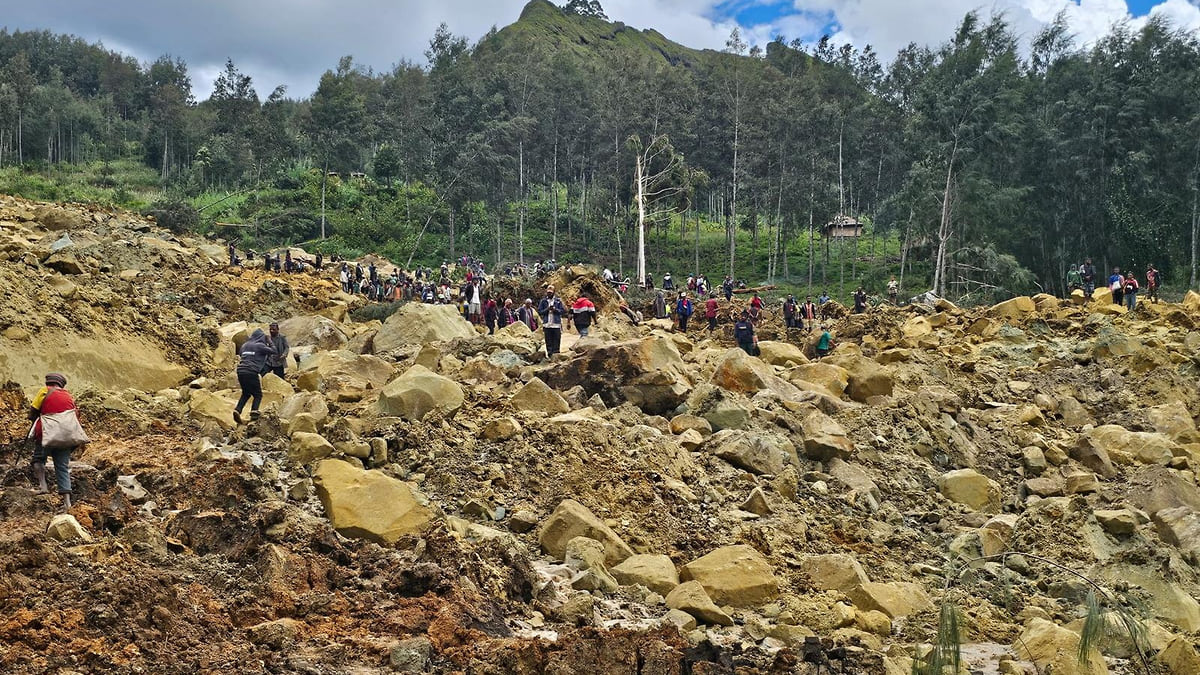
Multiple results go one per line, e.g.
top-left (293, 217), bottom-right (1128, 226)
top-left (2, 1), bottom-right (1200, 301)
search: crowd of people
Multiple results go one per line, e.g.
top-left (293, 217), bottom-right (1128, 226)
top-left (1066, 258), bottom-right (1160, 311)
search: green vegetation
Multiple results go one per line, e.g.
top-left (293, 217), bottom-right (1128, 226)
top-left (2, 2), bottom-right (1199, 303)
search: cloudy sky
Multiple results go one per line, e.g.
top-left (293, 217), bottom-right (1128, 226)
top-left (2, 0), bottom-right (1197, 99)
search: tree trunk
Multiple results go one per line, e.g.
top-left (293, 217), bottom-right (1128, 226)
top-left (551, 133), bottom-right (559, 260)
top-left (449, 209), bottom-right (456, 261)
top-left (899, 208), bottom-right (913, 294)
top-left (320, 158), bottom-right (328, 239)
top-left (933, 136), bottom-right (959, 297)
top-left (635, 152), bottom-right (647, 285)
top-left (518, 140), bottom-right (526, 265)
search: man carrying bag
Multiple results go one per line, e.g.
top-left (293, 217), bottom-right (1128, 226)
top-left (29, 373), bottom-right (88, 510)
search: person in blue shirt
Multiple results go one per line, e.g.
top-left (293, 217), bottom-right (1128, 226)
top-left (675, 292), bottom-right (694, 332)
top-left (1108, 268), bottom-right (1124, 306)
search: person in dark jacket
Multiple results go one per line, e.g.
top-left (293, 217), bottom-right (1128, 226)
top-left (498, 299), bottom-right (517, 329)
top-left (234, 329), bottom-right (277, 424)
top-left (266, 322), bottom-right (290, 379)
top-left (537, 286), bottom-right (567, 356)
top-left (484, 298), bottom-right (499, 334)
top-left (571, 294), bottom-right (597, 337)
top-left (733, 311), bottom-right (757, 355)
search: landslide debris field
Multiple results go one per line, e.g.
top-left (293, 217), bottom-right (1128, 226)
top-left (2, 195), bottom-right (1200, 674)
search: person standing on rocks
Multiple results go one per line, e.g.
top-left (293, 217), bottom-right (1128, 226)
top-left (484, 298), bottom-right (498, 335)
top-left (888, 276), bottom-right (899, 305)
top-left (1066, 264), bottom-right (1082, 296)
top-left (517, 298), bottom-right (539, 331)
top-left (653, 291), bottom-right (668, 320)
top-left (538, 286), bottom-right (567, 356)
top-left (705, 293), bottom-right (719, 333)
top-left (28, 373), bottom-right (85, 509)
top-left (1145, 264), bottom-right (1161, 304)
top-left (1123, 272), bottom-right (1139, 311)
top-left (265, 323), bottom-right (289, 379)
top-left (571, 293), bottom-right (597, 337)
top-left (747, 293), bottom-right (763, 325)
top-left (854, 286), bottom-right (868, 314)
top-left (498, 299), bottom-right (517, 329)
top-left (1081, 258), bottom-right (1097, 299)
top-left (783, 295), bottom-right (799, 330)
top-left (734, 311), bottom-right (757, 355)
top-left (675, 292), bottom-right (694, 332)
top-left (1109, 267), bottom-right (1125, 306)
top-left (722, 276), bottom-right (734, 302)
top-left (801, 296), bottom-right (818, 332)
top-left (233, 329), bottom-right (277, 424)
top-left (468, 281), bottom-right (483, 325)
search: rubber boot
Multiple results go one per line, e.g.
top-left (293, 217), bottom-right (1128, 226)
top-left (32, 463), bottom-right (48, 493)
top-left (61, 492), bottom-right (72, 511)
top-left (250, 410), bottom-right (261, 421)
top-left (233, 410), bottom-right (243, 425)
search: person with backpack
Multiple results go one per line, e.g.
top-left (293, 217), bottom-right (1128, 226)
top-left (733, 311), bottom-right (757, 355)
top-left (233, 329), bottom-right (277, 425)
top-left (1123, 272), bottom-right (1139, 311)
top-left (675, 293), bottom-right (694, 332)
top-left (571, 293), bottom-right (597, 337)
top-left (28, 372), bottom-right (87, 509)
top-left (1145, 264), bottom-right (1161, 304)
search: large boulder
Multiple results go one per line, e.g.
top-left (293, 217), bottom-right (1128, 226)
top-left (541, 335), bottom-right (692, 415)
top-left (800, 553), bottom-right (870, 594)
top-left (187, 389), bottom-right (237, 430)
top-left (0, 334), bottom-right (190, 393)
top-left (289, 432), bottom-right (336, 464)
top-left (1153, 507), bottom-right (1200, 561)
top-left (610, 554), bottom-right (680, 595)
top-left (991, 296), bottom-right (1038, 321)
top-left (823, 354), bottom-right (893, 402)
top-left (277, 315), bottom-right (348, 351)
top-left (510, 377), bottom-right (570, 414)
top-left (373, 303), bottom-right (476, 353)
top-left (680, 545), bottom-right (779, 607)
top-left (277, 392), bottom-right (330, 425)
top-left (377, 365), bottom-right (464, 421)
top-left (666, 581), bottom-right (732, 626)
top-left (710, 348), bottom-right (803, 400)
top-left (788, 362), bottom-right (850, 399)
top-left (1148, 402), bottom-right (1200, 444)
top-left (938, 468), bottom-right (1000, 512)
top-left (46, 514), bottom-right (92, 543)
top-left (538, 499), bottom-right (633, 565)
top-left (846, 582), bottom-right (933, 619)
top-left (704, 429), bottom-right (798, 475)
top-left (756, 341), bottom-right (809, 366)
top-left (296, 350), bottom-right (394, 393)
top-left (1016, 619), bottom-right (1106, 675)
top-left (1158, 636), bottom-right (1200, 674)
top-left (800, 409), bottom-right (855, 461)
top-left (312, 459), bottom-right (436, 545)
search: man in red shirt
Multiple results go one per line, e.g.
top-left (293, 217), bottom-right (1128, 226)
top-left (705, 294), bottom-right (719, 333)
top-left (28, 372), bottom-right (82, 508)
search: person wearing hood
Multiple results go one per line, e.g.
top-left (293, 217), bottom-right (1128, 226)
top-left (653, 291), bottom-right (668, 320)
top-left (234, 329), bottom-right (277, 424)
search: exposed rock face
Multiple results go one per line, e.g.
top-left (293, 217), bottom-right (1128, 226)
top-left (680, 545), bottom-right (779, 607)
top-left (538, 499), bottom-right (633, 565)
top-left (710, 348), bottom-right (803, 400)
top-left (312, 459), bottom-right (436, 545)
top-left (846, 582), bottom-right (933, 619)
top-left (541, 336), bottom-right (692, 414)
top-left (1016, 618), bottom-right (1106, 675)
top-left (278, 315), bottom-right (348, 351)
top-left (377, 364), bottom-right (464, 420)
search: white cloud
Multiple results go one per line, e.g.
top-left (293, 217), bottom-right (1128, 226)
top-left (1151, 0), bottom-right (1200, 30)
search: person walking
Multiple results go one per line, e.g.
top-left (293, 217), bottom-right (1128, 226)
top-left (733, 311), bottom-right (757, 355)
top-left (1123, 272), bottom-right (1139, 311)
top-left (1109, 268), bottom-right (1124, 306)
top-left (265, 322), bottom-right (289, 379)
top-left (28, 373), bottom-right (87, 509)
top-left (233, 329), bottom-right (277, 424)
top-left (705, 293), bottom-right (719, 333)
top-left (675, 293), bottom-right (694, 332)
top-left (571, 293), bottom-right (597, 337)
top-left (663, 273), bottom-right (674, 291)
top-left (538, 286), bottom-right (567, 357)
